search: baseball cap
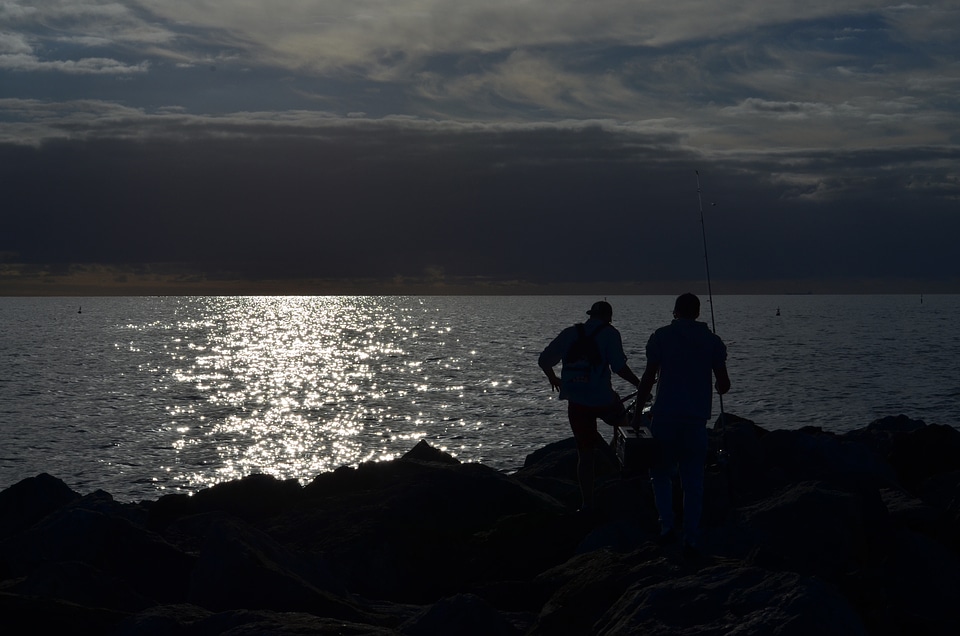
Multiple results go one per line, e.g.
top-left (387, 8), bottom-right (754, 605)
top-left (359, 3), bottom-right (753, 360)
top-left (586, 301), bottom-right (613, 319)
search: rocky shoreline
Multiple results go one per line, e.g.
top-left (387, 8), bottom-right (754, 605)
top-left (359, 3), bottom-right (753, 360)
top-left (2, 414), bottom-right (959, 635)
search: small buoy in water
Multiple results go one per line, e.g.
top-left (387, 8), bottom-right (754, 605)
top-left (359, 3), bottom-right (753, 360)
top-left (776, 307), bottom-right (780, 316)
top-left (78, 306), bottom-right (82, 314)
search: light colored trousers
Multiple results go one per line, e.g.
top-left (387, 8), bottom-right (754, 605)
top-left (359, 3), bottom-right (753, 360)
top-left (649, 416), bottom-right (708, 546)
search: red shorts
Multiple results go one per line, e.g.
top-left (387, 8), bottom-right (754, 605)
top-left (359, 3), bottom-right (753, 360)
top-left (568, 401), bottom-right (627, 449)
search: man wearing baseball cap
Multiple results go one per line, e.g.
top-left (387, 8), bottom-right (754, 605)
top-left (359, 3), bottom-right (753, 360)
top-left (539, 300), bottom-right (641, 511)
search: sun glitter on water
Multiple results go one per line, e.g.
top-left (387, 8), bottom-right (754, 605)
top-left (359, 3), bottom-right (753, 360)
top-left (163, 296), bottom-right (439, 490)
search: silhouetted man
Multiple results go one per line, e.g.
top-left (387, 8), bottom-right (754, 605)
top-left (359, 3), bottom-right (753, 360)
top-left (539, 301), bottom-right (641, 511)
top-left (634, 293), bottom-right (730, 551)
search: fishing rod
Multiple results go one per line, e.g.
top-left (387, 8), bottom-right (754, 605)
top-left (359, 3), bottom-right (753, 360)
top-left (695, 170), bottom-right (719, 337)
top-left (695, 170), bottom-right (728, 457)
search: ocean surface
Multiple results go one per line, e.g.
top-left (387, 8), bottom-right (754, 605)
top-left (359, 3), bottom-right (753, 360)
top-left (1, 295), bottom-right (957, 502)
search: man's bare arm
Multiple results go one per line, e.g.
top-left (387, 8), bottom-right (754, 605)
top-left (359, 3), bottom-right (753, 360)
top-left (714, 366), bottom-right (730, 395)
top-left (631, 361), bottom-right (659, 425)
top-left (615, 364), bottom-right (641, 389)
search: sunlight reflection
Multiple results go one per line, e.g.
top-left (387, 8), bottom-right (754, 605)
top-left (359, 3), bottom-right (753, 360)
top-left (164, 296), bottom-right (465, 489)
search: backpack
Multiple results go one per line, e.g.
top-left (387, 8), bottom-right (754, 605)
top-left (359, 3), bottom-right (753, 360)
top-left (562, 323), bottom-right (607, 385)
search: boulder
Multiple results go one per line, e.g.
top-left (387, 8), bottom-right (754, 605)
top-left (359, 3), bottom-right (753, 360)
top-left (400, 593), bottom-right (522, 636)
top-left (2, 415), bottom-right (960, 635)
top-left (596, 564), bottom-right (868, 636)
top-left (531, 546), bottom-right (676, 635)
top-left (0, 491), bottom-right (195, 604)
top-left (295, 458), bottom-right (567, 602)
top-left (733, 480), bottom-right (883, 580)
top-left (842, 414), bottom-right (926, 458)
top-left (0, 473), bottom-right (80, 540)
top-left (0, 590), bottom-right (129, 634)
top-left (187, 516), bottom-right (370, 621)
top-left (886, 423), bottom-right (960, 493)
top-left (149, 473), bottom-right (305, 528)
top-left (114, 605), bottom-right (401, 636)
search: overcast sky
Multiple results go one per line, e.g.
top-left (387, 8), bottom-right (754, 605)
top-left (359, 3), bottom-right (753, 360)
top-left (2, 1), bottom-right (958, 294)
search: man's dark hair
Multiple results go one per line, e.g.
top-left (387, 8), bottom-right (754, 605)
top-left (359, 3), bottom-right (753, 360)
top-left (674, 293), bottom-right (700, 319)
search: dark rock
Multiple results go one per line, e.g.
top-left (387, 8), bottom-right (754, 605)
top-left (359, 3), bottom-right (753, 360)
top-left (146, 474), bottom-right (305, 536)
top-left (401, 592), bottom-right (521, 635)
top-left (4, 419), bottom-right (960, 636)
top-left (115, 605), bottom-right (401, 636)
top-left (516, 435), bottom-right (622, 510)
top-left (468, 510), bottom-right (594, 584)
top-left (521, 437), bottom-right (582, 478)
top-left (887, 423), bottom-right (960, 493)
top-left (875, 529), bottom-right (960, 636)
top-left (734, 480), bottom-right (882, 580)
top-left (113, 603), bottom-right (213, 636)
top-left (842, 414), bottom-right (926, 458)
top-left (0, 590), bottom-right (129, 634)
top-left (187, 516), bottom-right (370, 622)
top-left (758, 427), bottom-right (898, 492)
top-left (297, 459), bottom-right (567, 602)
top-left (714, 416), bottom-right (898, 505)
top-left (0, 473), bottom-right (80, 540)
top-left (595, 564), bottom-right (868, 636)
top-left (521, 434), bottom-right (621, 481)
top-left (0, 494), bottom-right (196, 604)
top-left (707, 414), bottom-right (769, 504)
top-left (194, 610), bottom-right (401, 635)
top-left (402, 439), bottom-right (461, 464)
top-left (1, 559), bottom-right (154, 613)
top-left (531, 546), bottom-right (677, 635)
top-left (145, 492), bottom-right (193, 531)
top-left (880, 487), bottom-right (941, 530)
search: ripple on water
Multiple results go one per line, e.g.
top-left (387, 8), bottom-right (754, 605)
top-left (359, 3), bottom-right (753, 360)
top-left (1, 294), bottom-right (959, 500)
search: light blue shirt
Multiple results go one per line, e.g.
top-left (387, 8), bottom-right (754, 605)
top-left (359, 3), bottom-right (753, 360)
top-left (647, 319), bottom-right (727, 420)
top-left (539, 318), bottom-right (628, 406)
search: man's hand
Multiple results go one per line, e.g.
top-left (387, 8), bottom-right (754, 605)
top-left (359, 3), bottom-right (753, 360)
top-left (714, 367), bottom-right (731, 395)
top-left (539, 362), bottom-right (562, 393)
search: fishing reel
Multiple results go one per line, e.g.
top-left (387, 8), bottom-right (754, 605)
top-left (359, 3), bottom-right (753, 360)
top-left (707, 448), bottom-right (729, 474)
top-left (623, 391), bottom-right (653, 427)
top-left (706, 414), bottom-right (730, 474)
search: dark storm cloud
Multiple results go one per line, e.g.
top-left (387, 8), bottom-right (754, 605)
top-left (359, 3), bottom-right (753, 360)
top-left (1, 1), bottom-right (958, 292)
top-left (1, 120), bottom-right (685, 280)
top-left (2, 115), bottom-right (958, 291)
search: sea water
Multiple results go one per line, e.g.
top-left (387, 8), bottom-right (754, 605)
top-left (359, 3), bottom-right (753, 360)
top-left (1, 295), bottom-right (957, 501)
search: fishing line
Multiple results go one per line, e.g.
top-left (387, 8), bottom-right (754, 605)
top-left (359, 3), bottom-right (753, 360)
top-left (696, 171), bottom-right (728, 457)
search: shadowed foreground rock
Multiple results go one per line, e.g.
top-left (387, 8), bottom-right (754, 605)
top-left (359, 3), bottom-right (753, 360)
top-left (2, 414), bottom-right (959, 635)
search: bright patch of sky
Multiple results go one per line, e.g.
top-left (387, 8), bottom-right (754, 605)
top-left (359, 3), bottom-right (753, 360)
top-left (1, 1), bottom-right (956, 150)
top-left (1, 1), bottom-right (958, 291)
